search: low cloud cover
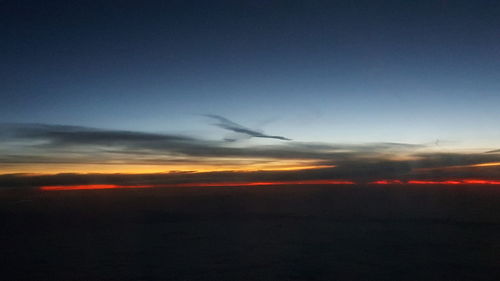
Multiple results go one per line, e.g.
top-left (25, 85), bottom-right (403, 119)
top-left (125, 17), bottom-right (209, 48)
top-left (1, 123), bottom-right (500, 188)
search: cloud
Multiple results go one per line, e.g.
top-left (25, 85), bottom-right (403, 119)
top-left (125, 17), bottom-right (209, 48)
top-left (2, 154), bottom-right (500, 188)
top-left (409, 152), bottom-right (500, 169)
top-left (204, 114), bottom-right (292, 141)
top-left (0, 164), bottom-right (407, 188)
top-left (0, 123), bottom-right (420, 164)
top-left (2, 122), bottom-right (500, 188)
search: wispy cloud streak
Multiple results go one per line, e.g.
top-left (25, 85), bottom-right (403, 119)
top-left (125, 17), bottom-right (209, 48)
top-left (204, 114), bottom-right (292, 141)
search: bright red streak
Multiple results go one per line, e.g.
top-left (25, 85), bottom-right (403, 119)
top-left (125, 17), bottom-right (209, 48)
top-left (462, 179), bottom-right (500, 185)
top-left (39, 184), bottom-right (153, 191)
top-left (370, 180), bottom-right (404, 185)
top-left (39, 179), bottom-right (500, 191)
top-left (40, 179), bottom-right (355, 191)
top-left (370, 179), bottom-right (500, 185)
top-left (407, 180), bottom-right (462, 185)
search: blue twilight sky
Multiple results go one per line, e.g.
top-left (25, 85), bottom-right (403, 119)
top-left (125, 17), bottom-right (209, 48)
top-left (1, 0), bottom-right (500, 149)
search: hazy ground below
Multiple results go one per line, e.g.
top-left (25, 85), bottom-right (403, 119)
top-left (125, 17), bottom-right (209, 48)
top-left (1, 184), bottom-right (500, 281)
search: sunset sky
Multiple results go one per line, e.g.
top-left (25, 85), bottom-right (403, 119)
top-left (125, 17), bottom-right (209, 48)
top-left (1, 0), bottom-right (500, 188)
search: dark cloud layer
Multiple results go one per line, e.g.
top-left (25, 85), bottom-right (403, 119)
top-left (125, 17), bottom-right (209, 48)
top-left (1, 123), bottom-right (500, 188)
top-left (0, 123), bottom-right (419, 163)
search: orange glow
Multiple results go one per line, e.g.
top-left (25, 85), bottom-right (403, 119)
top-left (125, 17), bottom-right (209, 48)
top-left (40, 179), bottom-right (354, 191)
top-left (471, 162), bottom-right (500, 167)
top-left (2, 161), bottom-right (334, 175)
top-left (415, 162), bottom-right (500, 173)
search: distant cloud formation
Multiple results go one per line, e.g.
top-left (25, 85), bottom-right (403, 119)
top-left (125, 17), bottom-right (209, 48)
top-left (204, 114), bottom-right (292, 141)
top-left (1, 122), bottom-right (500, 188)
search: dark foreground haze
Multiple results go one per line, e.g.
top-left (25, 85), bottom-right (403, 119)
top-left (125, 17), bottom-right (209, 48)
top-left (2, 184), bottom-right (500, 281)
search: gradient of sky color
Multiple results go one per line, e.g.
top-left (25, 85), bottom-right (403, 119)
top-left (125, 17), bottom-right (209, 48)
top-left (2, 1), bottom-right (500, 183)
top-left (2, 0), bottom-right (499, 146)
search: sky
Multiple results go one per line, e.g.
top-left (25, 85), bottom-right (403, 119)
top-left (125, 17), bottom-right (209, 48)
top-left (1, 0), bottom-right (500, 187)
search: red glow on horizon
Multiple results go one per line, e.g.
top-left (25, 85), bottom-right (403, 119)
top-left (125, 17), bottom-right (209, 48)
top-left (407, 180), bottom-right (462, 185)
top-left (39, 179), bottom-right (500, 191)
top-left (40, 179), bottom-right (355, 191)
top-left (39, 184), bottom-right (153, 191)
top-left (370, 180), bottom-right (404, 185)
top-left (369, 179), bottom-right (500, 185)
top-left (461, 179), bottom-right (500, 184)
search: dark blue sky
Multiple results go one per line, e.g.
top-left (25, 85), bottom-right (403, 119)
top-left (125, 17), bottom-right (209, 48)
top-left (1, 0), bottom-right (500, 148)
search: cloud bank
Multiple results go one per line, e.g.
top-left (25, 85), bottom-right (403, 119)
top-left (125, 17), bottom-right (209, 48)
top-left (1, 123), bottom-right (500, 188)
